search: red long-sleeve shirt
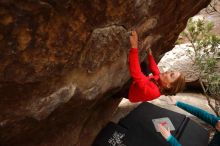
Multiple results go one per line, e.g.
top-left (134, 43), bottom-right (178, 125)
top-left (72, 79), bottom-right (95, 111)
top-left (128, 48), bottom-right (161, 102)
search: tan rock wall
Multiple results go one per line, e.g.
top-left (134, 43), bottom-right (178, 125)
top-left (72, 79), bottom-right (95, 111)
top-left (0, 0), bottom-right (211, 146)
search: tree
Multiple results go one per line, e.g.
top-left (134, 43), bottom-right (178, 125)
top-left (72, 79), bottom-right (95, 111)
top-left (206, 0), bottom-right (220, 14)
top-left (180, 18), bottom-right (220, 116)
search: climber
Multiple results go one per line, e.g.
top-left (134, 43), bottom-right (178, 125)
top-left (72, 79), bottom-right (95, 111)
top-left (126, 30), bottom-right (185, 102)
top-left (158, 101), bottom-right (220, 146)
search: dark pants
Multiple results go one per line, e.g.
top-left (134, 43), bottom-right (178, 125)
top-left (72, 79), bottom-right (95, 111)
top-left (113, 79), bottom-right (132, 99)
top-left (209, 132), bottom-right (220, 146)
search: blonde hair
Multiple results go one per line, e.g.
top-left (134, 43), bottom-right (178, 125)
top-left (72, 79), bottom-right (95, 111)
top-left (150, 73), bottom-right (186, 96)
top-left (162, 73), bottom-right (186, 96)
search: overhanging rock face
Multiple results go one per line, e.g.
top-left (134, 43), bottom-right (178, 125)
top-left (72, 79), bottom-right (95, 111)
top-left (0, 0), bottom-right (211, 146)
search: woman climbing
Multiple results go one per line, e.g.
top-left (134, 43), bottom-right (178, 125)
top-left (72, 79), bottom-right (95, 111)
top-left (127, 30), bottom-right (185, 102)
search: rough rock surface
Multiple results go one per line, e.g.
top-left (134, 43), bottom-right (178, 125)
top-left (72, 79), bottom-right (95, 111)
top-left (0, 0), bottom-right (211, 146)
top-left (158, 44), bottom-right (200, 82)
top-left (158, 43), bottom-right (220, 89)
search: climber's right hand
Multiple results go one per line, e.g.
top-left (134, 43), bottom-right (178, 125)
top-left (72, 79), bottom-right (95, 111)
top-left (129, 30), bottom-right (138, 48)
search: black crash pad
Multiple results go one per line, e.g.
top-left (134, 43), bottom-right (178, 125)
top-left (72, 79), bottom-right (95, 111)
top-left (93, 122), bottom-right (128, 146)
top-left (93, 102), bottom-right (209, 146)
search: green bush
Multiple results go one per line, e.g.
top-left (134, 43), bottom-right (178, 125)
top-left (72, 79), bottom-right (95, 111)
top-left (180, 18), bottom-right (220, 116)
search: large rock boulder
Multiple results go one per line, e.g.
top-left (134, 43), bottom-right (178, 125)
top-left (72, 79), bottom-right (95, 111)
top-left (0, 0), bottom-right (211, 146)
top-left (158, 44), bottom-right (200, 82)
top-left (158, 43), bottom-right (220, 89)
